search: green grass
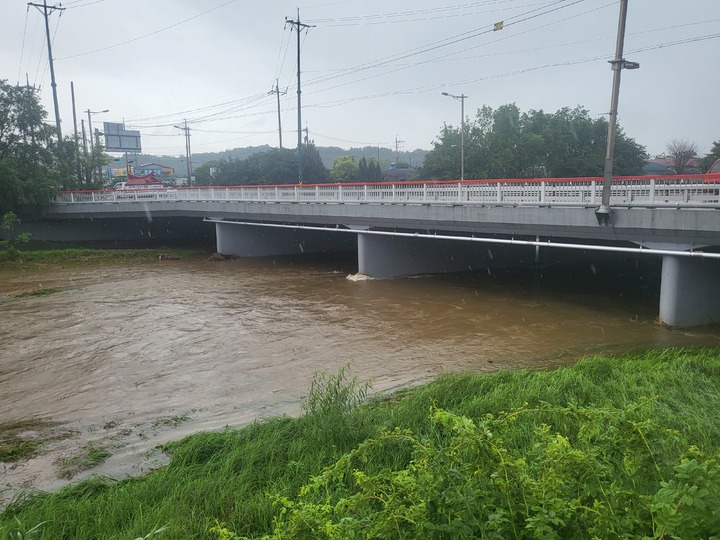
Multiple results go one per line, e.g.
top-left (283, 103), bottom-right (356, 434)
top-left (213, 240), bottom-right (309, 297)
top-left (10, 288), bottom-right (59, 298)
top-left (0, 421), bottom-right (66, 463)
top-left (0, 247), bottom-right (207, 270)
top-left (2, 348), bottom-right (720, 539)
top-left (56, 444), bottom-right (112, 480)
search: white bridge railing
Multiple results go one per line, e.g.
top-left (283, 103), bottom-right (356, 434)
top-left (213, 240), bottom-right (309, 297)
top-left (55, 174), bottom-right (720, 208)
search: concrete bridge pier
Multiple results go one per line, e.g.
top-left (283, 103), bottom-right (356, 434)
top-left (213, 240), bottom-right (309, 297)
top-left (660, 255), bottom-right (720, 327)
top-left (215, 221), bottom-right (354, 257)
top-left (356, 233), bottom-right (536, 279)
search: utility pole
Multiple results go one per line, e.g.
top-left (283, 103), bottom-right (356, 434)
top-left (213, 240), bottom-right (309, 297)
top-left (285, 10), bottom-right (313, 184)
top-left (94, 128), bottom-right (103, 183)
top-left (174, 120), bottom-right (193, 186)
top-left (86, 108), bottom-right (109, 183)
top-left (395, 135), bottom-right (405, 164)
top-left (269, 79), bottom-right (286, 149)
top-left (70, 81), bottom-right (81, 183)
top-left (595, 0), bottom-right (639, 225)
top-left (28, 0), bottom-right (64, 141)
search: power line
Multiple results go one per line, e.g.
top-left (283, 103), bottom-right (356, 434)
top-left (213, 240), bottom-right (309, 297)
top-left (96, 0), bottom-right (592, 139)
top-left (38, 9), bottom-right (63, 90)
top-left (305, 0), bottom-right (556, 26)
top-left (56, 0), bottom-right (237, 60)
top-left (17, 7), bottom-right (31, 85)
top-left (64, 0), bottom-right (109, 10)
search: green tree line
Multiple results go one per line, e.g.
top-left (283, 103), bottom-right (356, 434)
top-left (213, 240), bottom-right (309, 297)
top-left (420, 103), bottom-right (650, 180)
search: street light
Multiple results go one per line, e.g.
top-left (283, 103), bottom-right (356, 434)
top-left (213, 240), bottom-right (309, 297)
top-left (441, 92), bottom-right (468, 181)
top-left (85, 109), bottom-right (109, 183)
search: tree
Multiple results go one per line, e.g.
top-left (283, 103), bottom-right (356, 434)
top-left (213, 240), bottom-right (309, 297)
top-left (665, 139), bottom-right (698, 174)
top-left (192, 145), bottom-right (329, 186)
top-left (304, 142), bottom-right (330, 183)
top-left (330, 156), bottom-right (359, 182)
top-left (0, 80), bottom-right (60, 214)
top-left (418, 103), bottom-right (647, 181)
top-left (699, 140), bottom-right (720, 172)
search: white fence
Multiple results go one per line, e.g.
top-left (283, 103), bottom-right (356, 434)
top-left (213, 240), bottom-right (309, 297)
top-left (55, 175), bottom-right (720, 208)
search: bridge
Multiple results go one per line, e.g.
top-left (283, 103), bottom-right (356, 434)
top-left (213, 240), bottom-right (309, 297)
top-left (31, 173), bottom-right (720, 328)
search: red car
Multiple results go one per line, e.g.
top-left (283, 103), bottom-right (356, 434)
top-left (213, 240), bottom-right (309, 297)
top-left (709, 158), bottom-right (720, 174)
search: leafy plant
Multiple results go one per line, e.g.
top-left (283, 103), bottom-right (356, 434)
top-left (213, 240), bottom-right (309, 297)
top-left (238, 402), bottom-right (720, 539)
top-left (0, 212), bottom-right (31, 260)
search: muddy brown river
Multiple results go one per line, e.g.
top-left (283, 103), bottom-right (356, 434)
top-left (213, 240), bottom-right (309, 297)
top-left (1, 253), bottom-right (719, 507)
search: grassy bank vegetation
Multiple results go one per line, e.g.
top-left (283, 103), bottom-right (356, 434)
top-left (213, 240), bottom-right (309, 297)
top-left (0, 246), bottom-right (206, 270)
top-left (2, 349), bottom-right (720, 539)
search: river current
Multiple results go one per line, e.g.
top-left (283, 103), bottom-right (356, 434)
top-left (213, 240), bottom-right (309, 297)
top-left (1, 253), bottom-right (719, 505)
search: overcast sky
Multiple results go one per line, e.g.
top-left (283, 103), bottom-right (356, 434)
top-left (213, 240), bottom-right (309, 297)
top-left (2, 0), bottom-right (719, 159)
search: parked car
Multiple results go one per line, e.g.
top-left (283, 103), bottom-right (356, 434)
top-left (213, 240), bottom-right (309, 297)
top-left (709, 158), bottom-right (720, 174)
top-left (642, 161), bottom-right (676, 175)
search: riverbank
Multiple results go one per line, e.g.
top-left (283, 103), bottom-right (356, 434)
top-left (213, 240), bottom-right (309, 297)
top-left (0, 246), bottom-right (207, 270)
top-left (2, 348), bottom-right (719, 539)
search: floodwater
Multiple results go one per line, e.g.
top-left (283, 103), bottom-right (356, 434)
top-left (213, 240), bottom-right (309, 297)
top-left (1, 253), bottom-right (719, 506)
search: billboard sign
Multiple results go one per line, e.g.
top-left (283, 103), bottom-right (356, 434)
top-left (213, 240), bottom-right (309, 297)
top-left (103, 122), bottom-right (142, 153)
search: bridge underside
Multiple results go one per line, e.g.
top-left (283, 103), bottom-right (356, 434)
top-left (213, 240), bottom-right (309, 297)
top-left (31, 216), bottom-right (714, 328)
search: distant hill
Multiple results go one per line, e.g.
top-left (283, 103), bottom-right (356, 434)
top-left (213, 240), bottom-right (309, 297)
top-left (131, 145), bottom-right (427, 172)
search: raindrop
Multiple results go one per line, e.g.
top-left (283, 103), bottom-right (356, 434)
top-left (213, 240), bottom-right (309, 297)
top-left (590, 264), bottom-right (597, 275)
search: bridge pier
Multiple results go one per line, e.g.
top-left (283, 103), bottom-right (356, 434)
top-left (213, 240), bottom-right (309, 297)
top-left (659, 255), bottom-right (720, 327)
top-left (215, 222), bottom-right (354, 257)
top-left (357, 234), bottom-right (536, 279)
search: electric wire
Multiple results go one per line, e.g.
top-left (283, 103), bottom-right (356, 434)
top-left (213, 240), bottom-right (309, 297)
top-left (38, 10), bottom-right (63, 90)
top-left (55, 0), bottom-right (238, 60)
top-left (295, 0), bottom-right (586, 92)
top-left (305, 0), bottom-right (556, 26)
top-left (16, 7), bottom-right (30, 85)
top-left (128, 16), bottom-right (718, 140)
top-left (296, 0), bottom-right (603, 102)
top-left (65, 0), bottom-right (109, 10)
top-left (92, 0), bottom-right (589, 135)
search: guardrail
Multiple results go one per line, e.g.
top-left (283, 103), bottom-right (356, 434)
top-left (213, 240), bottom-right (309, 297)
top-left (55, 174), bottom-right (720, 208)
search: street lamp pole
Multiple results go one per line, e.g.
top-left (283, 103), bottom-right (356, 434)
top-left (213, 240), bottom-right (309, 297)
top-left (442, 92), bottom-right (468, 181)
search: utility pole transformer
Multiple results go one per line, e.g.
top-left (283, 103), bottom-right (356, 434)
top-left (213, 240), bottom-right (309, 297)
top-left (28, 0), bottom-right (64, 141)
top-left (285, 11), bottom-right (313, 184)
